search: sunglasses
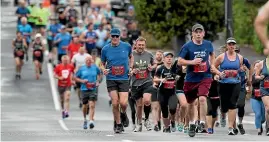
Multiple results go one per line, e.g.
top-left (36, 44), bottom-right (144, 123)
top-left (111, 35), bottom-right (119, 38)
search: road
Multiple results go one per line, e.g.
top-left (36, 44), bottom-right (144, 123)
top-left (1, 4), bottom-right (269, 142)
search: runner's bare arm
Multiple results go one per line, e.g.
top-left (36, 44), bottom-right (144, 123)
top-left (209, 52), bottom-right (217, 73)
top-left (255, 1), bottom-right (269, 46)
top-left (22, 38), bottom-right (27, 48)
top-left (213, 53), bottom-right (225, 75)
top-left (129, 54), bottom-right (134, 69)
top-left (79, 32), bottom-right (87, 43)
top-left (177, 57), bottom-right (194, 66)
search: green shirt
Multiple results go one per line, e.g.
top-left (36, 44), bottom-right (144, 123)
top-left (35, 8), bottom-right (50, 26)
top-left (27, 5), bottom-right (38, 23)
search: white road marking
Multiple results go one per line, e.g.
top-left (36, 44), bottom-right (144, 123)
top-left (47, 63), bottom-right (61, 111)
top-left (58, 119), bottom-right (69, 131)
top-left (106, 134), bottom-right (114, 137)
top-left (122, 140), bottom-right (135, 142)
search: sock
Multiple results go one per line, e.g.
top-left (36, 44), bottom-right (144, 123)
top-left (189, 121), bottom-right (196, 124)
top-left (200, 121), bottom-right (205, 124)
top-left (158, 121), bottom-right (161, 128)
top-left (144, 105), bottom-right (151, 120)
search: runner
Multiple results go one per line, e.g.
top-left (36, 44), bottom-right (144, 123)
top-left (101, 28), bottom-right (132, 133)
top-left (213, 37), bottom-right (244, 135)
top-left (54, 55), bottom-right (74, 119)
top-left (17, 17), bottom-right (32, 61)
top-left (92, 49), bottom-right (104, 101)
top-left (129, 37), bottom-right (155, 132)
top-left (172, 60), bottom-right (187, 133)
top-left (80, 23), bottom-right (98, 55)
top-left (151, 50), bottom-right (163, 131)
top-left (64, 1), bottom-right (79, 21)
top-left (251, 60), bottom-right (266, 135)
top-left (206, 74), bottom-right (220, 134)
top-left (27, 2), bottom-right (38, 34)
top-left (75, 55), bottom-right (101, 129)
top-left (72, 20), bottom-right (87, 37)
top-left (255, 47), bottom-right (269, 136)
top-left (71, 46), bottom-right (91, 108)
top-left (154, 52), bottom-right (178, 133)
top-left (15, 1), bottom-right (30, 25)
top-left (54, 25), bottom-right (72, 64)
top-left (178, 24), bottom-right (215, 137)
top-left (35, 3), bottom-right (50, 33)
top-left (32, 33), bottom-right (45, 80)
top-left (68, 36), bottom-right (81, 60)
top-left (12, 31), bottom-right (27, 79)
top-left (47, 17), bottom-right (62, 64)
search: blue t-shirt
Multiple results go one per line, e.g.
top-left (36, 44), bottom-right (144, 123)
top-left (16, 7), bottom-right (30, 24)
top-left (178, 40), bottom-right (214, 82)
top-left (101, 41), bottom-right (132, 80)
top-left (54, 32), bottom-right (72, 55)
top-left (17, 24), bottom-right (32, 43)
top-left (76, 64), bottom-right (101, 91)
top-left (48, 23), bottom-right (62, 40)
top-left (85, 31), bottom-right (97, 49)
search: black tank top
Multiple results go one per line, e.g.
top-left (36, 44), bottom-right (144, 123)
top-left (33, 42), bottom-right (43, 51)
top-left (14, 39), bottom-right (23, 50)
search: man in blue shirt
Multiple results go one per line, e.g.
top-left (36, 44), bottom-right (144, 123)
top-left (47, 17), bottom-right (62, 64)
top-left (101, 28), bottom-right (133, 133)
top-left (79, 23), bottom-right (98, 54)
top-left (54, 25), bottom-right (72, 63)
top-left (15, 1), bottom-right (30, 25)
top-left (178, 24), bottom-right (215, 137)
top-left (75, 56), bottom-right (101, 130)
top-left (17, 17), bottom-right (32, 61)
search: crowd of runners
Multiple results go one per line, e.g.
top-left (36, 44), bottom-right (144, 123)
top-left (11, 0), bottom-right (269, 137)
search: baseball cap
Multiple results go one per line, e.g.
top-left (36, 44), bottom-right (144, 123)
top-left (60, 25), bottom-right (66, 29)
top-left (163, 52), bottom-right (174, 57)
top-left (226, 37), bottom-right (237, 44)
top-left (192, 24), bottom-right (204, 32)
top-left (128, 5), bottom-right (134, 11)
top-left (110, 28), bottom-right (121, 36)
top-left (35, 33), bottom-right (42, 39)
top-left (78, 20), bottom-right (83, 24)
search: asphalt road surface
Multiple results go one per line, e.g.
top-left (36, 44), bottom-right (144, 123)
top-left (1, 4), bottom-right (269, 142)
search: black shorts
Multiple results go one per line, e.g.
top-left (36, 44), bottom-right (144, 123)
top-left (80, 0), bottom-right (89, 6)
top-left (81, 90), bottom-right (97, 103)
top-left (151, 87), bottom-right (158, 102)
top-left (131, 82), bottom-right (153, 100)
top-left (207, 97), bottom-right (220, 118)
top-left (28, 22), bottom-right (35, 29)
top-left (237, 88), bottom-right (247, 108)
top-left (58, 86), bottom-right (71, 95)
top-left (58, 54), bottom-right (66, 63)
top-left (33, 51), bottom-right (44, 63)
top-left (47, 39), bottom-right (54, 52)
top-left (106, 80), bottom-right (129, 92)
top-left (218, 83), bottom-right (241, 113)
top-left (14, 50), bottom-right (24, 60)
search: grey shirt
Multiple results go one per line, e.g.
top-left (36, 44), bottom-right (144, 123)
top-left (131, 51), bottom-right (154, 86)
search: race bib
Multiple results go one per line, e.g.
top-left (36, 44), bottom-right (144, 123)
top-left (34, 50), bottom-right (41, 57)
top-left (111, 66), bottom-right (124, 76)
top-left (163, 80), bottom-right (175, 89)
top-left (16, 50), bottom-right (24, 56)
top-left (254, 89), bottom-right (261, 97)
top-left (87, 38), bottom-right (95, 43)
top-left (194, 62), bottom-right (207, 73)
top-left (135, 70), bottom-right (148, 79)
top-left (224, 70), bottom-right (238, 78)
top-left (62, 70), bottom-right (69, 79)
top-left (264, 79), bottom-right (269, 88)
top-left (86, 82), bottom-right (95, 89)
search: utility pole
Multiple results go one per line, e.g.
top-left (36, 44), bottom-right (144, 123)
top-left (225, 0), bottom-right (233, 38)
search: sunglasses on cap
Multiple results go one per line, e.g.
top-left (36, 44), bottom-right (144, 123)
top-left (111, 35), bottom-right (119, 38)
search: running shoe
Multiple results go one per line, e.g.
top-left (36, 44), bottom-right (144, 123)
top-left (114, 125), bottom-right (122, 134)
top-left (89, 120), bottom-right (95, 129)
top-left (134, 123), bottom-right (142, 132)
top-left (207, 128), bottom-right (213, 134)
top-left (237, 124), bottom-right (245, 135)
top-left (144, 119), bottom-right (152, 131)
top-left (83, 121), bottom-right (87, 129)
top-left (215, 121), bottom-right (220, 127)
top-left (163, 126), bottom-right (171, 133)
top-left (171, 121), bottom-right (176, 132)
top-left (199, 122), bottom-right (207, 133)
top-left (233, 128), bottom-right (239, 135)
top-left (177, 123), bottom-right (184, 132)
top-left (184, 126), bottom-right (189, 134)
top-left (220, 117), bottom-right (226, 127)
top-left (132, 124), bottom-right (136, 132)
top-left (154, 125), bottom-right (159, 132)
top-left (64, 111), bottom-right (69, 118)
top-left (228, 127), bottom-right (235, 135)
top-left (121, 112), bottom-right (129, 127)
top-left (188, 124), bottom-right (196, 137)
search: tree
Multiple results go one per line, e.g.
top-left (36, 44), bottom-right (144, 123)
top-left (133, 0), bottom-right (224, 52)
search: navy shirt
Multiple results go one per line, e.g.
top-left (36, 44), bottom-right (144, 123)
top-left (16, 7), bottom-right (30, 24)
top-left (178, 40), bottom-right (214, 82)
top-left (101, 41), bottom-right (132, 80)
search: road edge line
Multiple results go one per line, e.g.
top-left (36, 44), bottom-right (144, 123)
top-left (47, 63), bottom-right (61, 111)
top-left (58, 119), bottom-right (69, 131)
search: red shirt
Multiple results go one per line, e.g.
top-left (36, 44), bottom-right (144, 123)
top-left (68, 42), bottom-right (81, 59)
top-left (54, 64), bottom-right (74, 87)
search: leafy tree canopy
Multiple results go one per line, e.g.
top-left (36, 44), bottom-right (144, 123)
top-left (133, 0), bottom-right (225, 45)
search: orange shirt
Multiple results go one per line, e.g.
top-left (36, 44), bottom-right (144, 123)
top-left (54, 64), bottom-right (74, 87)
top-left (68, 42), bottom-right (81, 59)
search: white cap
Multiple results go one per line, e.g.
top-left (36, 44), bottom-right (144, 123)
top-left (78, 20), bottom-right (83, 24)
top-left (35, 33), bottom-right (42, 39)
